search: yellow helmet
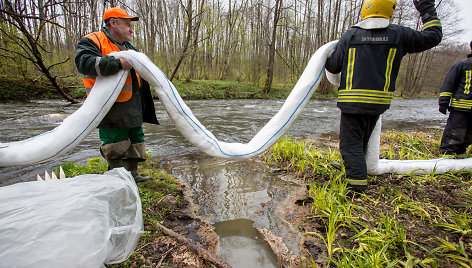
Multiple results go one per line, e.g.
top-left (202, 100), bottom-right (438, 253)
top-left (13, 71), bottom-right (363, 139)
top-left (361, 0), bottom-right (398, 21)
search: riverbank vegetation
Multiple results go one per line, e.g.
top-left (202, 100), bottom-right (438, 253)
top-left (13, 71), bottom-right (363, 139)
top-left (265, 131), bottom-right (472, 267)
top-left (0, 76), bottom-right (85, 101)
top-left (0, 1), bottom-right (467, 102)
top-left (0, 76), bottom-right (311, 101)
top-left (0, 70), bottom-right (338, 101)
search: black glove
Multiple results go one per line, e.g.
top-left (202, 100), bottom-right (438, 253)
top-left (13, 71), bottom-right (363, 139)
top-left (413, 0), bottom-right (438, 22)
top-left (439, 105), bottom-right (448, 115)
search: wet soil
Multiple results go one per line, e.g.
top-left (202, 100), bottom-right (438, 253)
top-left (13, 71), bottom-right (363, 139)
top-left (278, 179), bottom-right (471, 267)
top-left (115, 162), bottom-right (306, 267)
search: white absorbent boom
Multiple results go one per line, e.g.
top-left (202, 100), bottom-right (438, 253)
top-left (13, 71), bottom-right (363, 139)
top-left (0, 41), bottom-right (471, 176)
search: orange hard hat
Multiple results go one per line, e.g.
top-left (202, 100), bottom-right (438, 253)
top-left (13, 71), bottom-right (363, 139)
top-left (103, 7), bottom-right (138, 21)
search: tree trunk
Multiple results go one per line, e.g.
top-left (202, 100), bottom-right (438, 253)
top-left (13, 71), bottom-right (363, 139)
top-left (263, 0), bottom-right (282, 94)
top-left (186, 0), bottom-right (205, 81)
top-left (170, 0), bottom-right (193, 81)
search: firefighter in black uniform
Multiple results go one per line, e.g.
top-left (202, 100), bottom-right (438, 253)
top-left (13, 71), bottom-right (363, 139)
top-left (439, 41), bottom-right (472, 157)
top-left (325, 0), bottom-right (442, 193)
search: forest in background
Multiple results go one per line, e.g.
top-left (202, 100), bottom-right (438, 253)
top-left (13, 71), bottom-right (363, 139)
top-left (0, 0), bottom-right (470, 101)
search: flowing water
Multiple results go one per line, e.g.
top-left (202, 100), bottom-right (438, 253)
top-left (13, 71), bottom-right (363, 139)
top-left (0, 98), bottom-right (446, 267)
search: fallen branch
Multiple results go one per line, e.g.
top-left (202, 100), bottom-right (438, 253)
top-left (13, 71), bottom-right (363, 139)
top-left (155, 222), bottom-right (231, 268)
top-left (156, 246), bottom-right (175, 267)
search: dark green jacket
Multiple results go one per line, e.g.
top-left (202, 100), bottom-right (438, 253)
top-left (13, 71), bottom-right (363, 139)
top-left (75, 27), bottom-right (158, 128)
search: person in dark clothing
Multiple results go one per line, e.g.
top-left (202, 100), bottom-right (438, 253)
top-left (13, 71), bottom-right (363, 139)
top-left (438, 41), bottom-right (472, 157)
top-left (75, 7), bottom-right (159, 182)
top-left (325, 0), bottom-right (442, 193)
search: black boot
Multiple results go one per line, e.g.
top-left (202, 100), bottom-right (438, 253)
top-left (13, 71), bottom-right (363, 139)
top-left (346, 184), bottom-right (367, 197)
top-left (107, 159), bottom-right (124, 171)
top-left (123, 158), bottom-right (152, 182)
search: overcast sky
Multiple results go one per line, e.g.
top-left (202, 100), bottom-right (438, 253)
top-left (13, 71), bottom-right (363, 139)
top-left (452, 0), bottom-right (472, 43)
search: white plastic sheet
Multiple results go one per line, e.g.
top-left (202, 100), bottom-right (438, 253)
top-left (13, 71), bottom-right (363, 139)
top-left (0, 168), bottom-right (143, 267)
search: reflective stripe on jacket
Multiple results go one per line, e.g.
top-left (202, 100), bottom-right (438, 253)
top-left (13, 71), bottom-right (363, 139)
top-left (439, 55), bottom-right (472, 112)
top-left (81, 31), bottom-right (140, 102)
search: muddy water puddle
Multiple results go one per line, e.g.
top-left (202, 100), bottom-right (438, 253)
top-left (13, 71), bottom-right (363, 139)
top-left (160, 155), bottom-right (302, 266)
top-left (214, 219), bottom-right (279, 267)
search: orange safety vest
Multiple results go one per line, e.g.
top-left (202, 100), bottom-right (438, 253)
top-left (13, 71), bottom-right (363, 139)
top-left (81, 32), bottom-right (140, 102)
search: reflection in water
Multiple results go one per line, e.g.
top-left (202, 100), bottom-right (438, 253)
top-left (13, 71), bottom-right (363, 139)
top-left (214, 219), bottom-right (279, 268)
top-left (161, 155), bottom-right (301, 258)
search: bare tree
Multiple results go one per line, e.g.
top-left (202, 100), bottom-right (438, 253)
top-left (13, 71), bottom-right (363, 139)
top-left (186, 0), bottom-right (205, 81)
top-left (262, 0), bottom-right (282, 94)
top-left (0, 0), bottom-right (464, 99)
top-left (169, 0), bottom-right (194, 81)
top-left (0, 0), bottom-right (77, 103)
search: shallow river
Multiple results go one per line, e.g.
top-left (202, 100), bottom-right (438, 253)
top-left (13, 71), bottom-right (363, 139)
top-left (0, 98), bottom-right (446, 267)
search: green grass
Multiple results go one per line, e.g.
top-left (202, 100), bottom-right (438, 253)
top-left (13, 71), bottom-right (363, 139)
top-left (168, 79), bottom-right (295, 99)
top-left (265, 131), bottom-right (472, 267)
top-left (0, 74), bottom-right (86, 101)
top-left (58, 157), bottom-right (108, 176)
top-left (1, 74), bottom-right (339, 101)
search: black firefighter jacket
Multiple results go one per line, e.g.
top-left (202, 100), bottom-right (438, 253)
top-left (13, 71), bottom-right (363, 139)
top-left (439, 54), bottom-right (472, 113)
top-left (326, 18), bottom-right (442, 115)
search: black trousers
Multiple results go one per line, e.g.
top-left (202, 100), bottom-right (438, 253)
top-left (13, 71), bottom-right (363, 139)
top-left (339, 113), bottom-right (380, 184)
top-left (440, 110), bottom-right (472, 155)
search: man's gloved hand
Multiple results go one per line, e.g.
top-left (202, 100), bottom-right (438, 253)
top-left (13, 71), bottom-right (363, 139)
top-left (439, 105), bottom-right (448, 115)
top-left (413, 0), bottom-right (437, 21)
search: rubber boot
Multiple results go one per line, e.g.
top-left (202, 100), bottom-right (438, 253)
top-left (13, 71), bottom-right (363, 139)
top-left (123, 159), bottom-right (152, 183)
top-left (107, 159), bottom-right (124, 171)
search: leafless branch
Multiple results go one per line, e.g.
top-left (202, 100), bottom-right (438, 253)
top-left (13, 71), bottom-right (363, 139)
top-left (47, 58), bottom-right (71, 72)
